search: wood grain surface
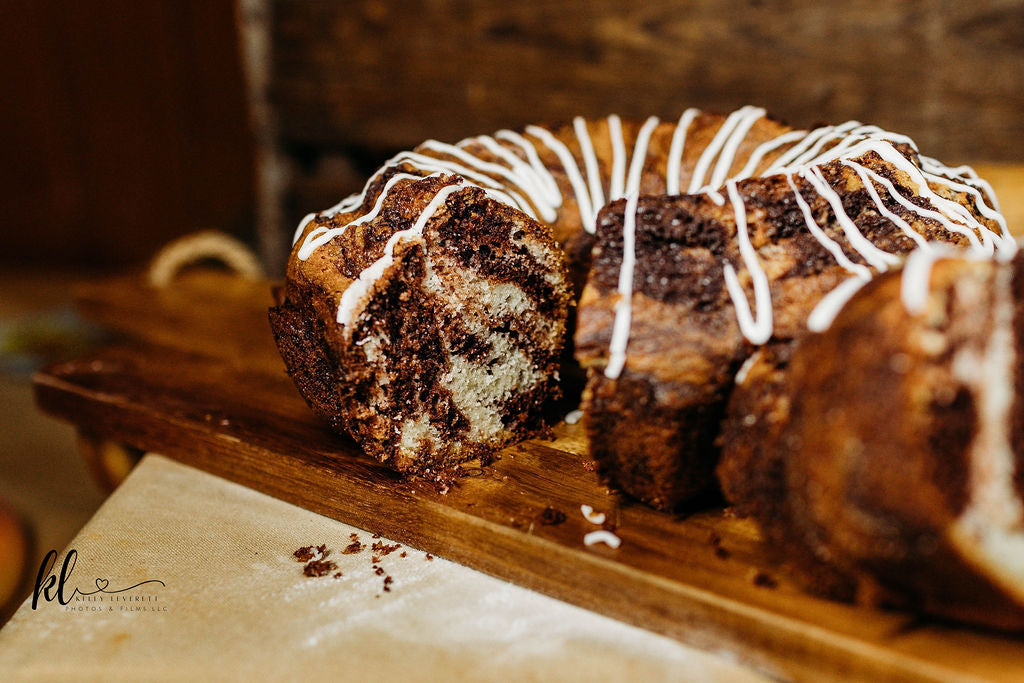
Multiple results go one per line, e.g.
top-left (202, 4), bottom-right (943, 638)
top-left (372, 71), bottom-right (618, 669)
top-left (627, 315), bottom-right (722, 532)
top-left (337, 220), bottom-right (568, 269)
top-left (259, 0), bottom-right (1024, 274)
top-left (270, 0), bottom-right (1024, 162)
top-left (33, 270), bottom-right (1024, 682)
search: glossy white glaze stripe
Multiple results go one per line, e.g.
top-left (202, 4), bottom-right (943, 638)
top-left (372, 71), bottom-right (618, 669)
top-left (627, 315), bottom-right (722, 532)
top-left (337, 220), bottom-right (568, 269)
top-left (665, 108), bottom-right (700, 195)
top-left (781, 121), bottom-right (863, 168)
top-left (575, 117), bottom-right (605, 220)
top-left (608, 114), bottom-right (627, 201)
top-left (785, 174), bottom-right (872, 279)
top-left (525, 124), bottom-right (596, 233)
top-left (827, 140), bottom-right (999, 255)
top-left (493, 129), bottom-right (563, 204)
top-left (461, 134), bottom-right (561, 222)
top-left (288, 110), bottom-right (1012, 357)
top-left (841, 161), bottom-right (931, 251)
top-left (921, 155), bottom-right (1003, 212)
top-left (604, 191), bottom-right (641, 379)
top-left (392, 147), bottom-right (535, 219)
top-left (765, 123), bottom-right (842, 171)
top-left (806, 275), bottom-right (870, 332)
top-left (706, 107), bottom-right (766, 189)
top-left (294, 191), bottom-right (366, 245)
top-left (856, 125), bottom-right (919, 149)
top-left (846, 157), bottom-right (986, 252)
top-left (297, 172), bottom-right (427, 260)
top-left (625, 117), bottom-right (660, 197)
top-left (801, 165), bottom-right (901, 270)
top-left (336, 181), bottom-right (465, 325)
top-left (900, 245), bottom-right (960, 315)
top-left (688, 106), bottom-right (764, 193)
top-left (723, 180), bottom-right (773, 345)
top-left (293, 213), bottom-right (318, 245)
top-left (921, 171), bottom-right (1014, 251)
top-left (734, 129), bottom-right (808, 180)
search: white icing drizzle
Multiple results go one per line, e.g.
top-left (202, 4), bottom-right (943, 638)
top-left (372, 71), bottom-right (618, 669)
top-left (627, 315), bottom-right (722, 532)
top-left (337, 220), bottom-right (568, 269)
top-left (899, 244), bottom-right (967, 315)
top-left (289, 107), bottom-right (1012, 356)
top-left (921, 169), bottom-right (1015, 253)
top-left (607, 115), bottom-right (627, 201)
top-left (665, 108), bottom-right (700, 194)
top-left (492, 129), bottom-right (563, 206)
top-left (524, 124), bottom-right (597, 232)
top-left (604, 191), bottom-right (641, 379)
top-left (841, 162), bottom-right (931, 251)
top-left (847, 162), bottom-right (984, 251)
top-left (801, 165), bottom-right (902, 271)
top-left (298, 172), bottom-right (428, 260)
top-left (385, 148), bottom-right (531, 218)
top-left (706, 107), bottom-right (766, 189)
top-left (456, 135), bottom-right (560, 222)
top-left (575, 117), bottom-right (606, 221)
top-left (336, 180), bottom-right (465, 325)
top-left (734, 349), bottom-right (763, 386)
top-left (580, 504), bottom-right (606, 525)
top-left (583, 530), bottom-right (621, 549)
top-left (785, 174), bottom-right (872, 279)
top-left (714, 137), bottom-right (1010, 343)
top-left (688, 106), bottom-right (766, 194)
top-left (806, 275), bottom-right (870, 332)
top-left (722, 180), bottom-right (773, 345)
top-left (848, 141), bottom-right (995, 254)
top-left (921, 155), bottom-right (1003, 215)
top-left (762, 123), bottom-right (840, 171)
top-left (769, 121), bottom-right (861, 170)
top-left (734, 129), bottom-right (808, 180)
top-left (625, 117), bottom-right (660, 198)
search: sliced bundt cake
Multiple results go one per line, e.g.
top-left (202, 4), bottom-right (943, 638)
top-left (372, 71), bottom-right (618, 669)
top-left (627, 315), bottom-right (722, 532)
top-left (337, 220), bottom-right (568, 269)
top-left (718, 250), bottom-right (1024, 630)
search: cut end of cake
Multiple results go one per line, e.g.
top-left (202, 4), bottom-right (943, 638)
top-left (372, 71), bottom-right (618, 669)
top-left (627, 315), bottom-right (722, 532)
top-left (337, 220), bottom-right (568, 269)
top-left (274, 178), bottom-right (570, 477)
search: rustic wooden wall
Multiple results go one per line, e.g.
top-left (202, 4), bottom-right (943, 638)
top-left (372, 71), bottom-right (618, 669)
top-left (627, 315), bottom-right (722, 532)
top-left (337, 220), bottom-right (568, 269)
top-left (272, 0), bottom-right (1022, 158)
top-left (257, 0), bottom-right (1023, 270)
top-left (3, 1), bottom-right (1019, 271)
top-left (0, 1), bottom-right (254, 268)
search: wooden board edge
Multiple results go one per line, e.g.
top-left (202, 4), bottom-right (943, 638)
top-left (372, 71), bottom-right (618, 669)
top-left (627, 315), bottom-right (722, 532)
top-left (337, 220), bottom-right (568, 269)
top-left (31, 366), bottom-right (994, 683)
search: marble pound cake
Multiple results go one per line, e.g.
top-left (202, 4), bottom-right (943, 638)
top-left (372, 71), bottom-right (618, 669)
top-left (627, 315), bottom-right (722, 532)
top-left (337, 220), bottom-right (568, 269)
top-left (274, 107), bottom-right (799, 474)
top-left (576, 129), bottom-right (1014, 509)
top-left (273, 104), bottom-right (1011, 486)
top-left (271, 173), bottom-right (570, 475)
top-left (718, 251), bottom-right (1024, 629)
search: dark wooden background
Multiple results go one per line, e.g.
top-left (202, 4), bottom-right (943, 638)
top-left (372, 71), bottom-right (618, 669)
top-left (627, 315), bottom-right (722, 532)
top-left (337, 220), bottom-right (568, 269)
top-left (2, 0), bottom-right (1021, 272)
top-left (0, 1), bottom-right (254, 269)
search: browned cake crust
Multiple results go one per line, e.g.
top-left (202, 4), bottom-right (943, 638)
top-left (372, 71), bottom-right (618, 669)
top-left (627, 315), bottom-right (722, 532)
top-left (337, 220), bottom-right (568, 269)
top-left (276, 174), bottom-right (570, 475)
top-left (719, 254), bottom-right (1024, 630)
top-left (276, 109), bottom-right (795, 474)
top-left (716, 341), bottom-right (863, 600)
top-left (276, 107), bottom-right (1008, 494)
top-left (574, 145), bottom-right (1002, 509)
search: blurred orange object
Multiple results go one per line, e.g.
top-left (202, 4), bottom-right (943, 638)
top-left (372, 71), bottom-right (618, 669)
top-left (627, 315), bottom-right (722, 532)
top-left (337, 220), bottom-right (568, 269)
top-left (0, 496), bottom-right (28, 620)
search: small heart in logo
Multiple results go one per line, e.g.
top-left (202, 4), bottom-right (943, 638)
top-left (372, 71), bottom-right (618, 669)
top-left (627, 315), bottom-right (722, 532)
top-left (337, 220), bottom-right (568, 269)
top-left (95, 578), bottom-right (109, 591)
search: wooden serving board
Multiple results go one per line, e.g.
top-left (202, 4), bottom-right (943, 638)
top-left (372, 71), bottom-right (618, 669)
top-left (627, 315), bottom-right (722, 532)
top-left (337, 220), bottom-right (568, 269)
top-left (34, 270), bottom-right (1024, 681)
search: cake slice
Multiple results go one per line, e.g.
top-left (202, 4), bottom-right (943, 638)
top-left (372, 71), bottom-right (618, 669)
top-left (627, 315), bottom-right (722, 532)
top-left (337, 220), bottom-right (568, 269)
top-left (575, 141), bottom-right (1012, 510)
top-left (271, 173), bottom-right (570, 476)
top-left (718, 251), bottom-right (1024, 630)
